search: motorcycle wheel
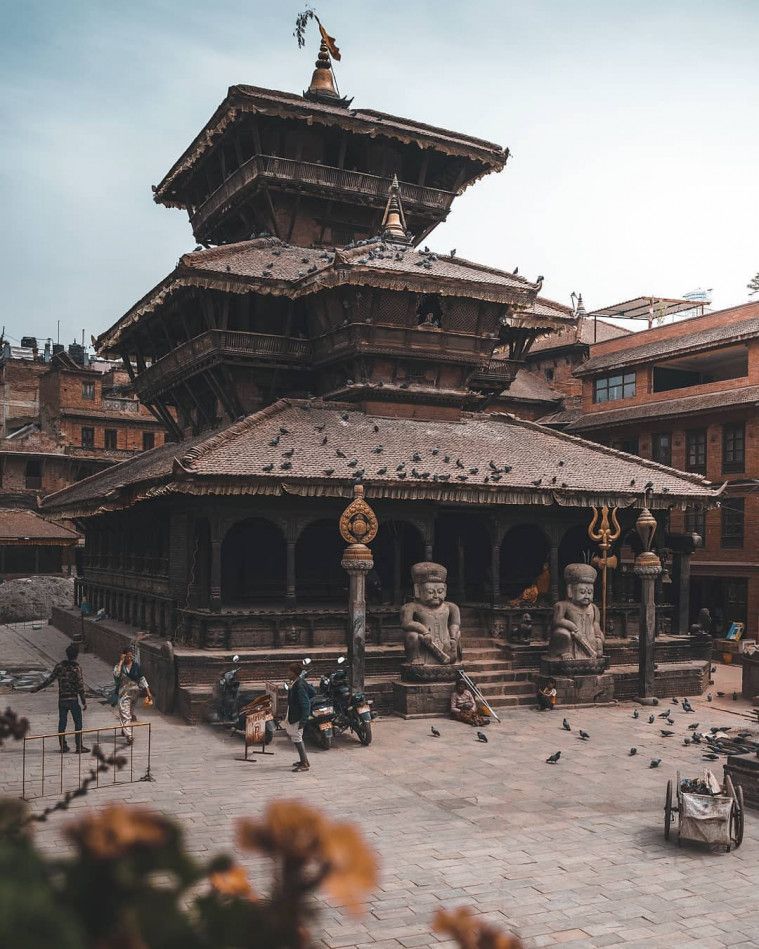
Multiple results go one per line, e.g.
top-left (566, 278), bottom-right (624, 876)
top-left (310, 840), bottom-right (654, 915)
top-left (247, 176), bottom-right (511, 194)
top-left (356, 721), bottom-right (373, 746)
top-left (317, 730), bottom-right (333, 750)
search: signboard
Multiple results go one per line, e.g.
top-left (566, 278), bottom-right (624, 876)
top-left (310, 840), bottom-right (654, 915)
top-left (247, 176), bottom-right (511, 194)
top-left (245, 709), bottom-right (269, 745)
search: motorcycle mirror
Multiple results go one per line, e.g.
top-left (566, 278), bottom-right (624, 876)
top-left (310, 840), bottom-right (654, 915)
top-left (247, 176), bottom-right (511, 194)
top-left (302, 657), bottom-right (312, 665)
top-left (232, 655), bottom-right (240, 663)
top-left (337, 656), bottom-right (346, 665)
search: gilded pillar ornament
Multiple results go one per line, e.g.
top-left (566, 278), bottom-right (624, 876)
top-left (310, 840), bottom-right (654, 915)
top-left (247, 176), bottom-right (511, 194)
top-left (339, 484), bottom-right (378, 692)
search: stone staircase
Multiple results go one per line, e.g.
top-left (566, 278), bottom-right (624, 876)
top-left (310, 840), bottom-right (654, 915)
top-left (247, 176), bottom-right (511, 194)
top-left (460, 635), bottom-right (536, 709)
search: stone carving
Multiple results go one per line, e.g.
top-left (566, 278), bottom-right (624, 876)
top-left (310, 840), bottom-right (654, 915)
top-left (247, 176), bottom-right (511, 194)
top-left (545, 563), bottom-right (607, 673)
top-left (401, 562), bottom-right (463, 680)
top-left (508, 611), bottom-right (533, 645)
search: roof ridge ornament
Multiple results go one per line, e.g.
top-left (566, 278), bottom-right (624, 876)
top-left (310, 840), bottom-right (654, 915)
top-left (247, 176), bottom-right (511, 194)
top-left (381, 175), bottom-right (411, 244)
top-left (296, 9), bottom-right (352, 107)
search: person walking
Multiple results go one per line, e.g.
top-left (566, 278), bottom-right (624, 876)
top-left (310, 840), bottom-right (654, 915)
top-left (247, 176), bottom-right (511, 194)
top-left (113, 644), bottom-right (153, 745)
top-left (285, 662), bottom-right (312, 773)
top-left (32, 642), bottom-right (90, 754)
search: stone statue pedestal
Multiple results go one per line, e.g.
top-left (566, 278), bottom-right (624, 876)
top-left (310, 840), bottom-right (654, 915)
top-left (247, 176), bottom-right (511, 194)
top-left (538, 656), bottom-right (614, 706)
top-left (392, 680), bottom-right (456, 718)
top-left (401, 662), bottom-right (463, 683)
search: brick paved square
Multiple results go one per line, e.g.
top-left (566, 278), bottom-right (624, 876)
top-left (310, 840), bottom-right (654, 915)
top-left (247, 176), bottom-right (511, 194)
top-left (1, 622), bottom-right (757, 947)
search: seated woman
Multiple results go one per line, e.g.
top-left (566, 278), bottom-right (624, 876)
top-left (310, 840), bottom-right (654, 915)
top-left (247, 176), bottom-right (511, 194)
top-left (537, 678), bottom-right (557, 711)
top-left (450, 679), bottom-right (489, 727)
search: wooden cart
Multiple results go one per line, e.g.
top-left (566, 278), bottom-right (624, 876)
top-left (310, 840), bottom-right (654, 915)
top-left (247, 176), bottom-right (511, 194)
top-left (664, 770), bottom-right (744, 852)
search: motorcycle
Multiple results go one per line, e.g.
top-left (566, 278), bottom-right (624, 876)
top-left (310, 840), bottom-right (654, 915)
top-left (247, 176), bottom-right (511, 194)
top-left (284, 662), bottom-right (336, 750)
top-left (319, 657), bottom-right (373, 746)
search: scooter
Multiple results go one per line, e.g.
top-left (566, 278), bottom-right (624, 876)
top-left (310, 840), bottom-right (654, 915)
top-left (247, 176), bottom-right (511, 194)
top-left (284, 660), bottom-right (336, 750)
top-left (319, 657), bottom-right (373, 746)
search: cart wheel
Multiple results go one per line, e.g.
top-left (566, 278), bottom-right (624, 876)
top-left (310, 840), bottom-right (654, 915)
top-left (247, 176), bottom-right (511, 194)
top-left (664, 779), bottom-right (673, 841)
top-left (732, 786), bottom-right (745, 849)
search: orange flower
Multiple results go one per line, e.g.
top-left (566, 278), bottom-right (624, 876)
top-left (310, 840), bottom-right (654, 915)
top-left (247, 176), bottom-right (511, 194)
top-left (238, 800), bottom-right (378, 916)
top-left (65, 804), bottom-right (172, 860)
top-left (209, 863), bottom-right (256, 900)
top-left (433, 907), bottom-right (522, 949)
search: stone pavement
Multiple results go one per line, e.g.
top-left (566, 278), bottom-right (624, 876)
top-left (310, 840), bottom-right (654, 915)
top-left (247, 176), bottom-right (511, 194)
top-left (1, 621), bottom-right (758, 948)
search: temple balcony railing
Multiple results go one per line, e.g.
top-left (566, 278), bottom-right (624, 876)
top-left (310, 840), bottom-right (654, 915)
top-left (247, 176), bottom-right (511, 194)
top-left (190, 154), bottom-right (455, 238)
top-left (467, 359), bottom-right (523, 393)
top-left (134, 329), bottom-right (310, 402)
top-left (310, 323), bottom-right (496, 366)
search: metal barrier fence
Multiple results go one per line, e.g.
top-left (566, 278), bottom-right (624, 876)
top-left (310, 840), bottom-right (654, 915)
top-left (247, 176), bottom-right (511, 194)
top-left (21, 722), bottom-right (153, 801)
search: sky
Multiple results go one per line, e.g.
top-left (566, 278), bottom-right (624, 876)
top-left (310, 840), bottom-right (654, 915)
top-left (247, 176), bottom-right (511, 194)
top-left (1, 0), bottom-right (758, 348)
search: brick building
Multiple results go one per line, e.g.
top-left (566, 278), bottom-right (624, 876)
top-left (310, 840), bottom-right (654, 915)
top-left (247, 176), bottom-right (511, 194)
top-left (0, 348), bottom-right (170, 507)
top-left (567, 301), bottom-right (759, 635)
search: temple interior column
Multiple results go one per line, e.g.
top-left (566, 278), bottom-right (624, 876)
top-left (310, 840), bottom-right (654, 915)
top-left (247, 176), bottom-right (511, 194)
top-left (286, 539), bottom-right (296, 600)
top-left (392, 533), bottom-right (402, 604)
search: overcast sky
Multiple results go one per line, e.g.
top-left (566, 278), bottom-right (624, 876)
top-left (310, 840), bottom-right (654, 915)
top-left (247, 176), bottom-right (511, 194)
top-left (1, 1), bottom-right (758, 348)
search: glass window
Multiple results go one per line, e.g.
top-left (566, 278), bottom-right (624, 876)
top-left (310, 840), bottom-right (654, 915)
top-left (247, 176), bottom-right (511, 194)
top-left (24, 458), bottom-right (42, 489)
top-left (142, 432), bottom-right (155, 451)
top-left (685, 508), bottom-right (706, 544)
top-left (723, 423), bottom-right (745, 473)
top-left (81, 427), bottom-right (95, 449)
top-left (104, 429), bottom-right (117, 450)
top-left (82, 381), bottom-right (95, 400)
top-left (651, 432), bottom-right (672, 466)
top-left (685, 429), bottom-right (707, 473)
top-left (593, 371), bottom-right (636, 403)
top-left (721, 498), bottom-right (745, 549)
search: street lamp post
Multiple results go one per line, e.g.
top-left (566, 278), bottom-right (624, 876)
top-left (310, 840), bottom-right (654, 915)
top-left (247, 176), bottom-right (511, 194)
top-left (634, 507), bottom-right (662, 699)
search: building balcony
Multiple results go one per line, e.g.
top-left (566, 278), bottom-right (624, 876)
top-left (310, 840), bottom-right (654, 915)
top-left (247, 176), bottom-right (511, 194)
top-left (310, 323), bottom-right (495, 366)
top-left (133, 329), bottom-right (311, 402)
top-left (467, 360), bottom-right (522, 394)
top-left (190, 154), bottom-right (455, 240)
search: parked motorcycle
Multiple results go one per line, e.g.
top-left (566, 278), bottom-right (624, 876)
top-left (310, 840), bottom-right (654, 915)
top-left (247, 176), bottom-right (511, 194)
top-left (283, 662), bottom-right (336, 750)
top-left (319, 657), bottom-right (373, 746)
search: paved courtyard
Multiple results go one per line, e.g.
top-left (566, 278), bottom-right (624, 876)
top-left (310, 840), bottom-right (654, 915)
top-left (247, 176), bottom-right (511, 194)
top-left (1, 621), bottom-right (757, 948)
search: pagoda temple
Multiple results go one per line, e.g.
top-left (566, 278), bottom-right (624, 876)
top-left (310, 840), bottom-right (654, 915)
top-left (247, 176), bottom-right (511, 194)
top-left (44, 37), bottom-right (716, 719)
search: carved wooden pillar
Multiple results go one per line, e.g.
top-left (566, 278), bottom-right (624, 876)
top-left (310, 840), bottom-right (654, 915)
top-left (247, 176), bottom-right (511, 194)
top-left (490, 540), bottom-right (501, 605)
top-left (548, 527), bottom-right (562, 603)
top-left (393, 532), bottom-right (402, 605)
top-left (340, 486), bottom-right (378, 693)
top-left (634, 508), bottom-right (662, 699)
top-left (209, 519), bottom-right (222, 610)
top-left (286, 537), bottom-right (296, 600)
top-left (456, 535), bottom-right (466, 602)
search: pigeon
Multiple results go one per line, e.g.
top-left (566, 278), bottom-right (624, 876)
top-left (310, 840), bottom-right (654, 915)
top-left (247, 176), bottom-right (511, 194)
top-left (672, 698), bottom-right (679, 705)
top-left (532, 479), bottom-right (542, 486)
top-left (632, 709), bottom-right (639, 719)
top-left (687, 722), bottom-right (700, 731)
top-left (717, 691), bottom-right (725, 697)
top-left (682, 700), bottom-right (694, 713)
top-left (455, 458), bottom-right (464, 468)
top-left (340, 412), bottom-right (349, 422)
top-left (336, 449), bottom-right (346, 458)
top-left (476, 732), bottom-right (488, 743)
top-left (649, 759), bottom-right (662, 768)
top-left (691, 733), bottom-right (702, 744)
top-left (449, 249), bottom-right (456, 257)
top-left (683, 738), bottom-right (691, 746)
top-left (315, 423), bottom-right (326, 432)
top-left (711, 665), bottom-right (717, 673)
top-left (660, 730), bottom-right (675, 737)
top-left (262, 463), bottom-right (274, 472)
top-left (546, 751), bottom-right (561, 764)
top-left (282, 447), bottom-right (295, 457)
top-left (269, 435), bottom-right (280, 446)
top-left (629, 747), bottom-right (637, 756)
top-left (323, 468), bottom-right (335, 475)
top-left (320, 436), bottom-right (328, 445)
top-left (280, 462), bottom-right (292, 470)
top-left (376, 467), bottom-right (388, 475)
top-left (578, 730), bottom-right (590, 741)
top-left (372, 424), bottom-right (380, 433)
top-left (707, 693), bottom-right (713, 702)
top-left (430, 725), bottom-right (441, 738)
top-left (412, 452), bottom-right (422, 462)
top-left (703, 753), bottom-right (719, 761)
top-left (648, 715), bottom-right (655, 724)
top-left (279, 426), bottom-right (289, 435)
top-left (562, 718), bottom-right (571, 731)
top-left (658, 711), bottom-right (672, 719)
top-left (347, 459), bottom-right (358, 468)
top-left (512, 266), bottom-right (519, 275)
top-left (371, 446), bottom-right (384, 454)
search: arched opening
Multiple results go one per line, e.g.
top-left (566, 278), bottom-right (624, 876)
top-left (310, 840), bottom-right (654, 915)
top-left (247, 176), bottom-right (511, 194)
top-left (370, 520), bottom-right (425, 604)
top-left (416, 294), bottom-right (443, 328)
top-left (295, 519), bottom-right (346, 601)
top-left (221, 518), bottom-right (286, 603)
top-left (558, 524), bottom-right (597, 583)
top-left (500, 524), bottom-right (550, 601)
top-left (433, 512), bottom-right (490, 602)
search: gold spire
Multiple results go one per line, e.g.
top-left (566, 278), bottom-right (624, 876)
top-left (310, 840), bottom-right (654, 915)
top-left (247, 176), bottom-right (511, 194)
top-left (306, 38), bottom-right (339, 100)
top-left (381, 175), bottom-right (410, 243)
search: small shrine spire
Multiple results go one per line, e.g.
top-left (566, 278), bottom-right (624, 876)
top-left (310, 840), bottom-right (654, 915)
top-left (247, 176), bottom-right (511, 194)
top-left (381, 175), bottom-right (410, 243)
top-left (575, 293), bottom-right (587, 318)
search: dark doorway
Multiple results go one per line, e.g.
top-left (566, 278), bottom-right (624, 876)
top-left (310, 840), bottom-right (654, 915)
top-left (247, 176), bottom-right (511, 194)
top-left (500, 524), bottom-right (549, 600)
top-left (558, 525), bottom-right (597, 580)
top-left (370, 520), bottom-right (425, 604)
top-left (295, 519), bottom-right (346, 601)
top-left (221, 518), bottom-right (286, 603)
top-left (690, 576), bottom-right (748, 636)
top-left (433, 512), bottom-right (490, 602)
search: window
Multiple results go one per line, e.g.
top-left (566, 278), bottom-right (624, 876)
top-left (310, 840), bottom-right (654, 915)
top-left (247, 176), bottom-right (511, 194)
top-left (685, 429), bottom-right (707, 473)
top-left (81, 427), bottom-right (95, 449)
top-left (82, 381), bottom-right (95, 400)
top-left (723, 423), bottom-right (745, 473)
top-left (24, 458), bottom-right (42, 489)
top-left (651, 432), bottom-right (672, 466)
top-left (142, 432), bottom-right (155, 451)
top-left (593, 372), bottom-right (636, 403)
top-left (416, 294), bottom-right (443, 328)
top-left (685, 508), bottom-right (706, 544)
top-left (721, 499), bottom-right (745, 548)
top-left (544, 368), bottom-right (555, 381)
top-left (104, 429), bottom-right (117, 450)
top-left (610, 436), bottom-right (639, 456)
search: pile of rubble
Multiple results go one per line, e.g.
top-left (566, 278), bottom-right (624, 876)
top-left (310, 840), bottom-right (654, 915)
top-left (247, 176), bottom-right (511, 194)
top-left (0, 575), bottom-right (75, 623)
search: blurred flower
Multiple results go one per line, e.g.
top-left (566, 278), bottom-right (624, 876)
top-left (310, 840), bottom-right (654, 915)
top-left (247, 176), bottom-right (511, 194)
top-left (0, 707), bottom-right (29, 746)
top-left (209, 863), bottom-right (256, 900)
top-left (65, 804), bottom-right (172, 860)
top-left (238, 800), bottom-right (378, 916)
top-left (433, 907), bottom-right (522, 949)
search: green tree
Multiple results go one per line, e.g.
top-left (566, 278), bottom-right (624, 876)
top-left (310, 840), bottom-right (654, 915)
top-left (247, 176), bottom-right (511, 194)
top-left (748, 272), bottom-right (759, 296)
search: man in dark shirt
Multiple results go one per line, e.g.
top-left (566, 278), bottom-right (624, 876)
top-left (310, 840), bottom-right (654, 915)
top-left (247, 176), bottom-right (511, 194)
top-left (285, 662), bottom-right (312, 772)
top-left (32, 643), bottom-right (90, 753)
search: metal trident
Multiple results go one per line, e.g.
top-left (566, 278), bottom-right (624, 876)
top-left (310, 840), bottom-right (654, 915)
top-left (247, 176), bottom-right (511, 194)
top-left (588, 506), bottom-right (621, 635)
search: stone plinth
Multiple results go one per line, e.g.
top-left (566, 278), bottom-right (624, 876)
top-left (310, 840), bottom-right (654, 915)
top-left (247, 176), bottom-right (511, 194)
top-left (537, 671), bottom-right (614, 706)
top-left (724, 755), bottom-right (759, 810)
top-left (392, 680), bottom-right (454, 717)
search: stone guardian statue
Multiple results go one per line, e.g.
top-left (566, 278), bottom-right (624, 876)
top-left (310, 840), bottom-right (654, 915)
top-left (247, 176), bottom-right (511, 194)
top-left (401, 562), bottom-right (463, 679)
top-left (547, 563), bottom-right (605, 661)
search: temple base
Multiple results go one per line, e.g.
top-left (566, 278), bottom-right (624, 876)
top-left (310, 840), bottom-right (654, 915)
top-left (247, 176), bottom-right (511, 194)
top-left (537, 671), bottom-right (615, 706)
top-left (392, 680), bottom-right (456, 717)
